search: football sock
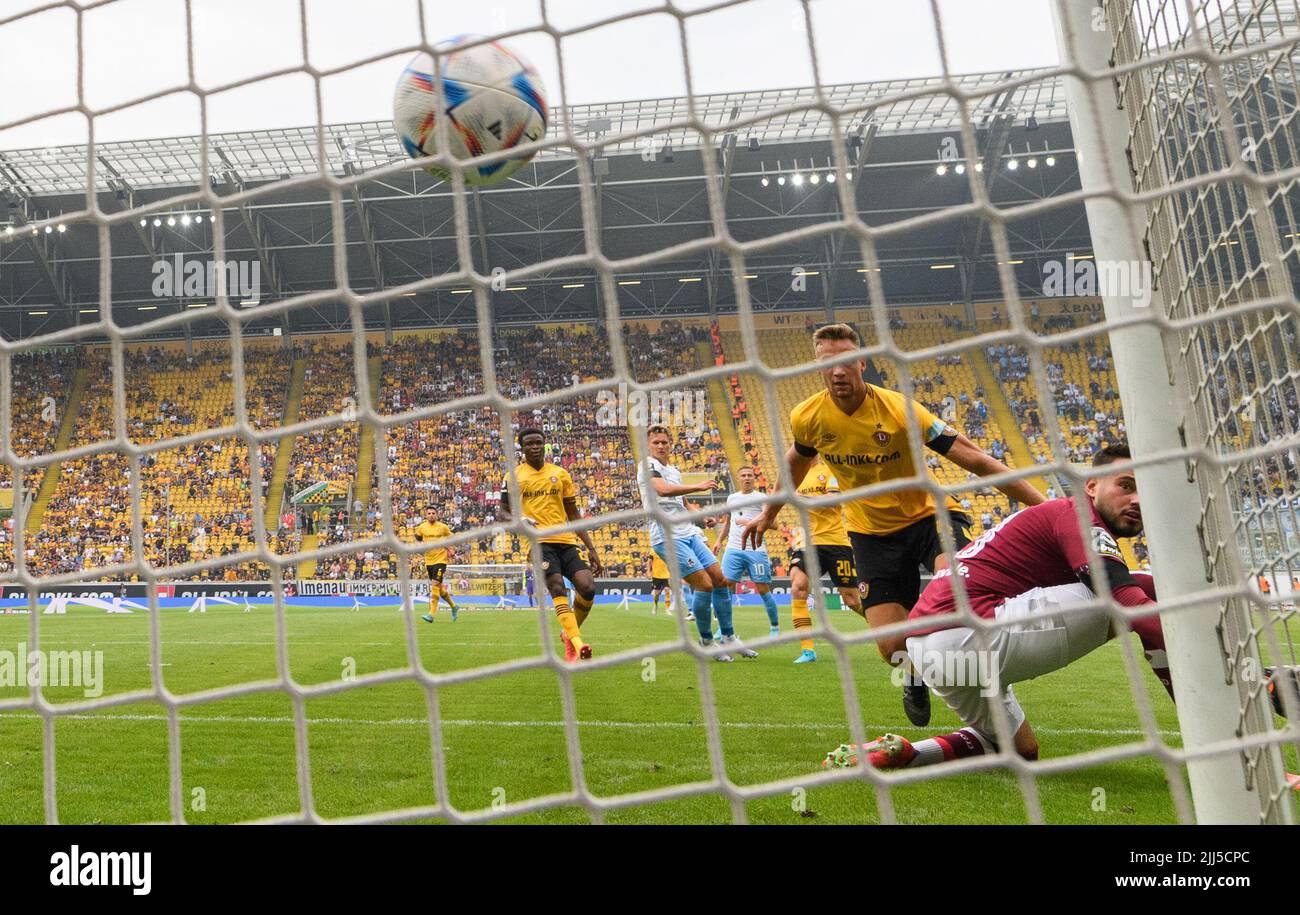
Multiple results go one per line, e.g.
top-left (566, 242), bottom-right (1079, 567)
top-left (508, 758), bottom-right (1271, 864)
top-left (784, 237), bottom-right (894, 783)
top-left (691, 590), bottom-right (714, 639)
top-left (909, 728), bottom-right (993, 767)
top-left (1130, 613), bottom-right (1174, 700)
top-left (552, 595), bottom-right (584, 648)
top-left (792, 597), bottom-right (814, 651)
top-left (760, 591), bottom-right (779, 628)
top-left (573, 592), bottom-right (593, 628)
top-left (712, 588), bottom-right (734, 637)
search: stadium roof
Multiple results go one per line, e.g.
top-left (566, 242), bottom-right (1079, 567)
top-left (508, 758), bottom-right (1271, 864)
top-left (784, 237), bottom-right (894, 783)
top-left (0, 68), bottom-right (1088, 342)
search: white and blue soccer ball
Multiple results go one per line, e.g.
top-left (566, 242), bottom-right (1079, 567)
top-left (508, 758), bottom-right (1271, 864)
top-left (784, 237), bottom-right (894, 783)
top-left (393, 35), bottom-right (548, 186)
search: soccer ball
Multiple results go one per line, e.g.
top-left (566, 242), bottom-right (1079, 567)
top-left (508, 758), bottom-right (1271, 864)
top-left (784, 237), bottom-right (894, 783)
top-left (393, 35), bottom-right (548, 186)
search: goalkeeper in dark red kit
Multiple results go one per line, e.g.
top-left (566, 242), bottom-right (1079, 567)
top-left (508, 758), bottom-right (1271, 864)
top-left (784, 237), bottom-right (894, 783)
top-left (823, 443), bottom-right (1298, 781)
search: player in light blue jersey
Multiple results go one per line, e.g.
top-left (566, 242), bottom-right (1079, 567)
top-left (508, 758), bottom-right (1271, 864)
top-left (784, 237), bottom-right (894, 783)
top-left (715, 466), bottom-right (781, 637)
top-left (637, 425), bottom-right (757, 661)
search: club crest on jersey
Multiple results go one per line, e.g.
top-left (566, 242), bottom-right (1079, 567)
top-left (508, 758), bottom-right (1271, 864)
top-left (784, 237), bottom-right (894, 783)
top-left (549, 476), bottom-right (558, 483)
top-left (873, 430), bottom-right (890, 446)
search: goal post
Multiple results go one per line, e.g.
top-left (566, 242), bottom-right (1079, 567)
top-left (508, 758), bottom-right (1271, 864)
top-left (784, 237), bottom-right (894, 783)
top-left (1052, 0), bottom-right (1295, 823)
top-left (442, 564), bottom-right (529, 604)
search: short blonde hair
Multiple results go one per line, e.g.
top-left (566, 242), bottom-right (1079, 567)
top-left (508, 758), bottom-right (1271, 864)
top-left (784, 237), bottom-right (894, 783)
top-left (812, 323), bottom-right (860, 347)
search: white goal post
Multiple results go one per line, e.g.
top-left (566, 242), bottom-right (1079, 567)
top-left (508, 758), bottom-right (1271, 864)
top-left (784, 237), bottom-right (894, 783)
top-left (1052, 0), bottom-right (1298, 823)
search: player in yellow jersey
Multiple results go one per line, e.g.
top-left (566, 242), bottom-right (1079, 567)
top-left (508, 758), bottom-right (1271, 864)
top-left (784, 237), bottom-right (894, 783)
top-left (787, 458), bottom-right (863, 664)
top-left (415, 505), bottom-right (459, 623)
top-left (499, 427), bottom-right (604, 662)
top-left (744, 323), bottom-right (1045, 724)
top-left (647, 553), bottom-right (673, 615)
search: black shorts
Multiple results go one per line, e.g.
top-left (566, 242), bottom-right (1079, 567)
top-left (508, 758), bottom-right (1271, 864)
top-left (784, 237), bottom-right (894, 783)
top-left (789, 545), bottom-right (857, 588)
top-left (849, 511), bottom-right (973, 611)
top-left (426, 563), bottom-right (447, 584)
top-left (652, 577), bottom-right (669, 590)
top-left (540, 542), bottom-right (589, 582)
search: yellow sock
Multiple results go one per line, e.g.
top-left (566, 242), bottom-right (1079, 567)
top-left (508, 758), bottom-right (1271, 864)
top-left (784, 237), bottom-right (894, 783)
top-left (792, 597), bottom-right (814, 652)
top-left (573, 593), bottom-right (593, 628)
top-left (553, 596), bottom-right (584, 647)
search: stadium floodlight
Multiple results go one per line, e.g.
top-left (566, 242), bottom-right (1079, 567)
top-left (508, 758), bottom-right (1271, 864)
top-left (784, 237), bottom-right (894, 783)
top-left (1045, 155), bottom-right (1056, 167)
top-left (139, 218), bottom-right (147, 227)
top-left (760, 176), bottom-right (769, 187)
top-left (194, 214), bottom-right (203, 223)
top-left (777, 175), bottom-right (786, 185)
top-left (57, 223), bottom-right (66, 232)
top-left (955, 162), bottom-right (966, 174)
top-left (936, 163), bottom-right (948, 175)
top-left (44, 225), bottom-right (52, 234)
top-left (1007, 158), bottom-right (1019, 170)
top-left (1027, 157), bottom-right (1038, 168)
top-left (181, 214), bottom-right (192, 226)
top-left (791, 172), bottom-right (804, 185)
top-left (974, 162), bottom-right (983, 172)
top-left (167, 216), bottom-right (176, 226)
top-left (809, 172), bottom-right (820, 184)
top-left (153, 218), bottom-right (161, 227)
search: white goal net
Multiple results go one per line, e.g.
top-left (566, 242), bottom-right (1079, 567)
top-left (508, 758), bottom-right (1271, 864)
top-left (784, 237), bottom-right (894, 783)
top-left (0, 0), bottom-right (1297, 826)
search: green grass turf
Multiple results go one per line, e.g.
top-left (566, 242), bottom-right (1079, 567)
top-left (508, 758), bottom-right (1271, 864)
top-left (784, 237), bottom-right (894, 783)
top-left (0, 602), bottom-right (1295, 824)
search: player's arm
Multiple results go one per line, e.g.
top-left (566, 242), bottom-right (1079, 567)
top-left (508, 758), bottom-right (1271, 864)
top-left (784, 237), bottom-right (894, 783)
top-left (714, 511), bottom-right (731, 556)
top-left (934, 431), bottom-right (1046, 507)
top-left (497, 482), bottom-right (513, 524)
top-left (562, 496), bottom-right (603, 576)
top-left (1056, 513), bottom-right (1152, 608)
top-left (498, 481), bottom-right (535, 528)
top-left (651, 476), bottom-right (719, 497)
top-left (742, 444), bottom-right (816, 549)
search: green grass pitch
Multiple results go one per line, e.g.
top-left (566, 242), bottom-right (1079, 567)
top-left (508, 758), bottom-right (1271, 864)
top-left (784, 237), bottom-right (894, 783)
top-left (0, 601), bottom-right (1295, 824)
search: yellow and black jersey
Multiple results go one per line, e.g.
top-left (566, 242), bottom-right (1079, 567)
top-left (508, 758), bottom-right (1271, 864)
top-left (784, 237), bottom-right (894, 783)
top-left (790, 385), bottom-right (957, 536)
top-left (794, 467), bottom-right (851, 549)
top-left (649, 553), bottom-right (670, 579)
top-left (414, 520), bottom-right (452, 565)
top-left (503, 461), bottom-right (579, 545)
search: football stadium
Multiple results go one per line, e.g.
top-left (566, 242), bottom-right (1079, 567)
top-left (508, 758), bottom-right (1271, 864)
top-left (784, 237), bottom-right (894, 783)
top-left (0, 0), bottom-right (1298, 837)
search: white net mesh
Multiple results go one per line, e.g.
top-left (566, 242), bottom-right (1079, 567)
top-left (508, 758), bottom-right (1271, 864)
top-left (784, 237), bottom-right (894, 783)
top-left (1102, 0), bottom-right (1300, 823)
top-left (0, 0), bottom-right (1296, 824)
